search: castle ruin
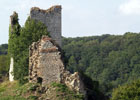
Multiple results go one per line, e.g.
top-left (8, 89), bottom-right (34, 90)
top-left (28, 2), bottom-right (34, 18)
top-left (30, 5), bottom-right (62, 47)
top-left (9, 5), bottom-right (86, 98)
top-left (29, 6), bottom-right (86, 96)
top-left (29, 36), bottom-right (64, 84)
top-left (29, 36), bottom-right (86, 96)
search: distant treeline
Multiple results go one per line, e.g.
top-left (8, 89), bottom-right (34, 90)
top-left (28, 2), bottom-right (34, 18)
top-left (0, 44), bottom-right (8, 55)
top-left (0, 44), bottom-right (9, 80)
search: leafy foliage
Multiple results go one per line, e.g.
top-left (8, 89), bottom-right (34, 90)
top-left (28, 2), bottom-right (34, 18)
top-left (111, 79), bottom-right (140, 100)
top-left (8, 15), bottom-right (49, 83)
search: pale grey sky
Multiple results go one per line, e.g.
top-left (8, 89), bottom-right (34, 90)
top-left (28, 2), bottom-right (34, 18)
top-left (0, 0), bottom-right (140, 44)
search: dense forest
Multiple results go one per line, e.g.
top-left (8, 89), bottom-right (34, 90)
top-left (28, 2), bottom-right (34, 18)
top-left (62, 33), bottom-right (140, 96)
top-left (1, 32), bottom-right (140, 99)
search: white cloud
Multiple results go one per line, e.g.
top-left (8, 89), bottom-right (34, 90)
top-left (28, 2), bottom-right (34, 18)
top-left (119, 0), bottom-right (140, 15)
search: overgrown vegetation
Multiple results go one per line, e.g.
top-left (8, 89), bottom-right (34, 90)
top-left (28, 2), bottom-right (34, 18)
top-left (8, 12), bottom-right (49, 83)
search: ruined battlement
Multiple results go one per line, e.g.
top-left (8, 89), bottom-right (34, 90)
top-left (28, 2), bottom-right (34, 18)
top-left (30, 5), bottom-right (62, 47)
top-left (31, 5), bottom-right (61, 14)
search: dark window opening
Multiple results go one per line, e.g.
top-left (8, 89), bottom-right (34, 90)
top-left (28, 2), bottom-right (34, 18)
top-left (37, 77), bottom-right (43, 84)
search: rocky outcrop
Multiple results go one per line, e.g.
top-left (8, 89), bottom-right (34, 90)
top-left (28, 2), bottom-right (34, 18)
top-left (63, 71), bottom-right (86, 95)
top-left (29, 36), bottom-right (86, 97)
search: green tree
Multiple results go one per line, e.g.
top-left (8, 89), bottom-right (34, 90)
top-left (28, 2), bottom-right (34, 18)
top-left (8, 15), bottom-right (49, 83)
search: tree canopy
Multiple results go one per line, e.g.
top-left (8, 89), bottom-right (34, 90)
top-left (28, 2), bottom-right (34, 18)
top-left (62, 32), bottom-right (140, 96)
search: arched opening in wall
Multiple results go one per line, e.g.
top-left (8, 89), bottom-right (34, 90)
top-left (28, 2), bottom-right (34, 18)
top-left (37, 77), bottom-right (43, 84)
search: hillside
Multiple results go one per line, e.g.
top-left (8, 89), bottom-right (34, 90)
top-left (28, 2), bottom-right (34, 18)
top-left (1, 32), bottom-right (140, 99)
top-left (0, 81), bottom-right (84, 100)
top-left (62, 32), bottom-right (140, 96)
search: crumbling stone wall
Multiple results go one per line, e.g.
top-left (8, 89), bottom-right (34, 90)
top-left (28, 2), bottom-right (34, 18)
top-left (29, 36), bottom-right (86, 96)
top-left (10, 11), bottom-right (17, 33)
top-left (29, 36), bottom-right (64, 85)
top-left (30, 5), bottom-right (62, 47)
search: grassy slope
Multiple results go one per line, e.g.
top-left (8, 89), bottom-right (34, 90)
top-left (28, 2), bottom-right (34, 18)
top-left (0, 81), bottom-right (26, 100)
top-left (0, 81), bottom-right (84, 100)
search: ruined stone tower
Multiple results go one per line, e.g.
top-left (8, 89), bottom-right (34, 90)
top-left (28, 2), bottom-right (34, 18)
top-left (29, 5), bottom-right (86, 97)
top-left (29, 36), bottom-right (64, 85)
top-left (30, 5), bottom-right (62, 47)
top-left (29, 36), bottom-right (86, 96)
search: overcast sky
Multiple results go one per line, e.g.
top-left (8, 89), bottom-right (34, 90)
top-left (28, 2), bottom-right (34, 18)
top-left (0, 0), bottom-right (140, 44)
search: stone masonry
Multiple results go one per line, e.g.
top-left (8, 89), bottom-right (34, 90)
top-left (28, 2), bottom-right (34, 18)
top-left (29, 36), bottom-right (86, 96)
top-left (29, 35), bottom-right (64, 85)
top-left (30, 5), bottom-right (62, 47)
